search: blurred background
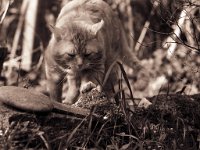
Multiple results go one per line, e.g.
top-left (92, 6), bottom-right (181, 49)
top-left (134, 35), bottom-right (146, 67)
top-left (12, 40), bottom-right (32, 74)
top-left (0, 0), bottom-right (199, 97)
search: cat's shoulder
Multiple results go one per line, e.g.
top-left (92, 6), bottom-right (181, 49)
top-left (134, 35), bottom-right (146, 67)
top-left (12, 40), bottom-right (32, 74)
top-left (60, 0), bottom-right (110, 10)
top-left (58, 0), bottom-right (113, 19)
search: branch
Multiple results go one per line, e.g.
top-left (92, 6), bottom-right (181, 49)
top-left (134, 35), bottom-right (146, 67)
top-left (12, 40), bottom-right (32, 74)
top-left (6, 0), bottom-right (28, 77)
top-left (21, 0), bottom-right (39, 71)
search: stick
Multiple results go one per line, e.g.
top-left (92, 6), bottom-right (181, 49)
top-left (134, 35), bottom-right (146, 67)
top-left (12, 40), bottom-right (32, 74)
top-left (7, 0), bottom-right (28, 77)
top-left (135, 1), bottom-right (159, 52)
top-left (21, 0), bottom-right (39, 71)
top-left (164, 9), bottom-right (187, 58)
top-left (0, 0), bottom-right (9, 24)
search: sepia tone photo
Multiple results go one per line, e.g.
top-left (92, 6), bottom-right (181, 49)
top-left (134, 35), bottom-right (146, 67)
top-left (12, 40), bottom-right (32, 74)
top-left (0, 0), bottom-right (199, 149)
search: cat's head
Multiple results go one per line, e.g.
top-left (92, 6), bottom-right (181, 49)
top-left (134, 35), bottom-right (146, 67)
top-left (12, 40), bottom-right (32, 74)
top-left (49, 20), bottom-right (105, 75)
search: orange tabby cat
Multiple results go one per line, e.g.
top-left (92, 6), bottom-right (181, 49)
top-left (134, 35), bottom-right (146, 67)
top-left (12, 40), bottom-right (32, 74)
top-left (45, 0), bottom-right (142, 104)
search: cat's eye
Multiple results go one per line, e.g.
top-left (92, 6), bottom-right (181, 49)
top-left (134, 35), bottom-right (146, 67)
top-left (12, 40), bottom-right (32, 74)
top-left (84, 53), bottom-right (92, 57)
top-left (67, 53), bottom-right (75, 58)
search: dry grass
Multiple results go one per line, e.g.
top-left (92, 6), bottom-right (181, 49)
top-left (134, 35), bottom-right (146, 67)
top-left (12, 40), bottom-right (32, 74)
top-left (0, 64), bottom-right (199, 149)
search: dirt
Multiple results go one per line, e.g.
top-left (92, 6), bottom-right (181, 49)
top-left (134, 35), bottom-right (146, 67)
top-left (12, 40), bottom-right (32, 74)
top-left (0, 91), bottom-right (200, 149)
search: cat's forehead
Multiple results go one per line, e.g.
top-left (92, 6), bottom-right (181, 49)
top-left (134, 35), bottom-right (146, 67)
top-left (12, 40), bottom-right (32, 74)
top-left (85, 39), bottom-right (100, 51)
top-left (56, 34), bottom-right (99, 53)
top-left (62, 23), bottom-right (93, 40)
top-left (55, 22), bottom-right (103, 53)
top-left (55, 40), bottom-right (100, 57)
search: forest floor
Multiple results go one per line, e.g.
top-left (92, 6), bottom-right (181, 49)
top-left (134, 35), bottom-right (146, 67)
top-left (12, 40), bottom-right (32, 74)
top-left (0, 90), bottom-right (200, 149)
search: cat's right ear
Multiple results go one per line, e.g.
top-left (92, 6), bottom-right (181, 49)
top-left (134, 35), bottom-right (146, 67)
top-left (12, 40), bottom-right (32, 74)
top-left (48, 24), bottom-right (62, 41)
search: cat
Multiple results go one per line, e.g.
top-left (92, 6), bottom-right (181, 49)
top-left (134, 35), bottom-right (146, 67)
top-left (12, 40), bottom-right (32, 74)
top-left (45, 0), bottom-right (143, 104)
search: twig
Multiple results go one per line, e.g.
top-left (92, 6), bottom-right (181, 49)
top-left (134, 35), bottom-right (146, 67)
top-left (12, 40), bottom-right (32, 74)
top-left (164, 9), bottom-right (188, 58)
top-left (66, 116), bottom-right (87, 145)
top-left (135, 0), bottom-right (159, 52)
top-left (7, 0), bottom-right (28, 77)
top-left (126, 0), bottom-right (134, 49)
top-left (38, 132), bottom-right (52, 150)
top-left (184, 7), bottom-right (200, 50)
top-left (0, 47), bottom-right (8, 75)
top-left (0, 0), bottom-right (10, 24)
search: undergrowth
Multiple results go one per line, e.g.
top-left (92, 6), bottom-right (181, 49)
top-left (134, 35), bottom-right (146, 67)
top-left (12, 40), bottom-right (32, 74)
top-left (0, 63), bottom-right (199, 149)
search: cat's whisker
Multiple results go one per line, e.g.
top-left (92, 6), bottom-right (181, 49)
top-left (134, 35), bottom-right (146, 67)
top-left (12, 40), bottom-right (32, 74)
top-left (57, 75), bottom-right (67, 86)
top-left (87, 63), bottom-right (104, 68)
top-left (90, 68), bottom-right (104, 75)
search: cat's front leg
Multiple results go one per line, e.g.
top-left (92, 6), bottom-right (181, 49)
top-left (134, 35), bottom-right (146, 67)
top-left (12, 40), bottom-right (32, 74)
top-left (46, 68), bottom-right (64, 102)
top-left (63, 75), bottom-right (80, 104)
top-left (47, 79), bottom-right (63, 102)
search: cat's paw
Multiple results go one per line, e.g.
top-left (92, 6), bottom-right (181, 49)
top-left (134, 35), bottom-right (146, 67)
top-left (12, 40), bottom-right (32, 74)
top-left (134, 68), bottom-right (150, 90)
top-left (80, 81), bottom-right (96, 93)
top-left (62, 89), bottom-right (79, 104)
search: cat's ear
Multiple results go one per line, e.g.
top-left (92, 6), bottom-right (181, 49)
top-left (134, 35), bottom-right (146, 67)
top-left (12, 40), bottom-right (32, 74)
top-left (87, 20), bottom-right (104, 36)
top-left (48, 24), bottom-right (62, 41)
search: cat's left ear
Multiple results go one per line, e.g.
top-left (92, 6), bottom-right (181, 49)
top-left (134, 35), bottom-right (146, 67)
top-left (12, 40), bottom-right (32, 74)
top-left (87, 20), bottom-right (104, 36)
top-left (48, 24), bottom-right (62, 41)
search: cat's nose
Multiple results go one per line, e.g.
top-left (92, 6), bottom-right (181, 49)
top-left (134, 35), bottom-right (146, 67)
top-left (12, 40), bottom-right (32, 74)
top-left (77, 57), bottom-right (83, 68)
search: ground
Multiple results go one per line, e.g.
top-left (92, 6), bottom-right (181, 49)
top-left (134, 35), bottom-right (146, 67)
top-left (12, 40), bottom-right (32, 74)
top-left (0, 88), bottom-right (200, 149)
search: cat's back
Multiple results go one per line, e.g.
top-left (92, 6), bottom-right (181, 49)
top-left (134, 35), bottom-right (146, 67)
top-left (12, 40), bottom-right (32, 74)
top-left (56, 0), bottom-right (118, 28)
top-left (57, 0), bottom-right (112, 18)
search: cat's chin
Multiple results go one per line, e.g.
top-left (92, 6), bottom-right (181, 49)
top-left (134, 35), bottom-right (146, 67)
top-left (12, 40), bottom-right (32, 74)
top-left (66, 70), bottom-right (76, 76)
top-left (66, 68), bottom-right (90, 76)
